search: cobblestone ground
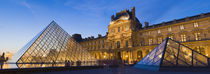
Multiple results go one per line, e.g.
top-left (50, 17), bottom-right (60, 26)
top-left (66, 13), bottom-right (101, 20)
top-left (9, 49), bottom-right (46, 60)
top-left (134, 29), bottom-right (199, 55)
top-left (34, 66), bottom-right (210, 74)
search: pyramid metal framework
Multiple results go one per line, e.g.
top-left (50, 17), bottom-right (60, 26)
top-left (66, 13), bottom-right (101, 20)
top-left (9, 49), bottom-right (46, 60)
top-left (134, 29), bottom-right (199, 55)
top-left (10, 21), bottom-right (97, 68)
top-left (134, 38), bottom-right (210, 71)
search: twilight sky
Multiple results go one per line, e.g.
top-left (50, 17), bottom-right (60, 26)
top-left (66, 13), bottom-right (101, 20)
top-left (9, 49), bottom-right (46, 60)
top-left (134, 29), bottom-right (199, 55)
top-left (0, 0), bottom-right (210, 53)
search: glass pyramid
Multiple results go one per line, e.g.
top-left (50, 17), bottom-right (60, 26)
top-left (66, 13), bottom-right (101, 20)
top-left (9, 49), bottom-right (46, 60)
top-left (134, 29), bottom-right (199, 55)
top-left (134, 38), bottom-right (209, 71)
top-left (10, 21), bottom-right (97, 68)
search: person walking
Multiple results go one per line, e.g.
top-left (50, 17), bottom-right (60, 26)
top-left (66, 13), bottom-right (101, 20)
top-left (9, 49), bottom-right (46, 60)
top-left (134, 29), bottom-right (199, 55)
top-left (0, 52), bottom-right (8, 69)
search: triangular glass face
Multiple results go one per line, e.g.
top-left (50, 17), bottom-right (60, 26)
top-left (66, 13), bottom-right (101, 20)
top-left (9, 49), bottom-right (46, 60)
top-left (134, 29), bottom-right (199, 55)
top-left (134, 39), bottom-right (167, 71)
top-left (10, 21), bottom-right (97, 68)
top-left (162, 39), bottom-right (209, 67)
top-left (134, 38), bottom-right (209, 71)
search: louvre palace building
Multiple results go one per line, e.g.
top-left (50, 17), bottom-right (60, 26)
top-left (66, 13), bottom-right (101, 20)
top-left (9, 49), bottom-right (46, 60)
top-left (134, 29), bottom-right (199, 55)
top-left (10, 7), bottom-right (210, 68)
top-left (73, 7), bottom-right (210, 64)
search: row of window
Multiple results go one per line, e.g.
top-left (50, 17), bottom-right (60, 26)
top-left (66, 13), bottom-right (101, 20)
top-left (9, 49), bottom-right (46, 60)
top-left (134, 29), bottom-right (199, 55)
top-left (110, 24), bottom-right (130, 33)
top-left (144, 22), bottom-right (199, 35)
top-left (84, 40), bottom-right (106, 50)
top-left (85, 32), bottom-right (202, 49)
top-left (110, 40), bottom-right (129, 49)
top-left (147, 32), bottom-right (202, 45)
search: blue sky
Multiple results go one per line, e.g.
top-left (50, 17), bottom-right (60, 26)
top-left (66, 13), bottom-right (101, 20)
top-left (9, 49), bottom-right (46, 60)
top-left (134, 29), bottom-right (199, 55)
top-left (0, 0), bottom-right (210, 53)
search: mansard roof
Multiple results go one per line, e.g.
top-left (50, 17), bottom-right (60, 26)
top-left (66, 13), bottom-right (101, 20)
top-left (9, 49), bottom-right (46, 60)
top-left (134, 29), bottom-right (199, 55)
top-left (143, 12), bottom-right (210, 30)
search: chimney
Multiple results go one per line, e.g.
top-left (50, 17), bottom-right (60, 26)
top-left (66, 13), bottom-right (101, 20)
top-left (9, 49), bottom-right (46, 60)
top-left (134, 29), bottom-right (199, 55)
top-left (72, 34), bottom-right (82, 42)
top-left (131, 6), bottom-right (135, 21)
top-left (91, 36), bottom-right (94, 39)
top-left (98, 34), bottom-right (102, 38)
top-left (200, 13), bottom-right (204, 17)
top-left (173, 19), bottom-right (176, 23)
top-left (144, 22), bottom-right (149, 28)
top-left (185, 16), bottom-right (190, 21)
top-left (111, 15), bottom-right (114, 21)
top-left (162, 21), bottom-right (165, 25)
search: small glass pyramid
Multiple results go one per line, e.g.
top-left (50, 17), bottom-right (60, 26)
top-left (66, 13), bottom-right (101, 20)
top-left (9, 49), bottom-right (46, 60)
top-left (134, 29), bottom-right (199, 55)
top-left (10, 21), bottom-right (97, 68)
top-left (134, 38), bottom-right (209, 71)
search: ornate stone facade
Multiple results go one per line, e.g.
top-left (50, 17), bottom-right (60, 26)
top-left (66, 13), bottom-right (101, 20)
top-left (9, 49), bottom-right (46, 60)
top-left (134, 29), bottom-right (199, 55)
top-left (74, 7), bottom-right (210, 64)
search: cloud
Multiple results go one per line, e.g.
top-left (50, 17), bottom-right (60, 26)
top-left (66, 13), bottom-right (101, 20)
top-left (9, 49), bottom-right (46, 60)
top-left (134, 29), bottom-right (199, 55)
top-left (22, 1), bottom-right (31, 9)
top-left (19, 1), bottom-right (36, 15)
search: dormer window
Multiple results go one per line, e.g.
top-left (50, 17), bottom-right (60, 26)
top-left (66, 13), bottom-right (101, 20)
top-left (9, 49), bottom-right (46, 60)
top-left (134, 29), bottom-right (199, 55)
top-left (148, 31), bottom-right (151, 35)
top-left (168, 27), bottom-right (172, 31)
top-left (180, 25), bottom-right (184, 30)
top-left (117, 41), bottom-right (120, 48)
top-left (149, 38), bottom-right (153, 45)
top-left (157, 30), bottom-right (161, 34)
top-left (118, 27), bottom-right (120, 32)
top-left (193, 22), bottom-right (199, 28)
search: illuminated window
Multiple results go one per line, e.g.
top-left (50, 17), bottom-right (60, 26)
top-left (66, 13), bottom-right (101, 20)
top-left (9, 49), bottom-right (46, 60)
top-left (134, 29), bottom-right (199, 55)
top-left (181, 34), bottom-right (186, 42)
top-left (126, 40), bottom-right (129, 47)
top-left (194, 32), bottom-right (201, 40)
top-left (193, 22), bottom-right (199, 27)
top-left (180, 25), bottom-right (184, 30)
top-left (158, 30), bottom-right (161, 34)
top-left (137, 51), bottom-right (142, 59)
top-left (148, 31), bottom-right (151, 35)
top-left (168, 27), bottom-right (172, 31)
top-left (140, 40), bottom-right (144, 46)
top-left (169, 35), bottom-right (173, 40)
top-left (102, 40), bottom-right (105, 48)
top-left (125, 24), bottom-right (129, 31)
top-left (118, 27), bottom-right (120, 32)
top-left (158, 37), bottom-right (162, 44)
top-left (194, 47), bottom-right (205, 55)
top-left (110, 43), bottom-right (112, 49)
top-left (98, 45), bottom-right (100, 49)
top-left (139, 32), bottom-right (143, 36)
top-left (149, 38), bottom-right (153, 45)
top-left (117, 41), bottom-right (120, 48)
top-left (98, 40), bottom-right (100, 44)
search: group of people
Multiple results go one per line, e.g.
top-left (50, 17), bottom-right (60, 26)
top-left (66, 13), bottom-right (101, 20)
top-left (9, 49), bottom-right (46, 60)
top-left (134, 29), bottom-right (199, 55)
top-left (0, 52), bottom-right (8, 69)
top-left (64, 60), bottom-right (82, 67)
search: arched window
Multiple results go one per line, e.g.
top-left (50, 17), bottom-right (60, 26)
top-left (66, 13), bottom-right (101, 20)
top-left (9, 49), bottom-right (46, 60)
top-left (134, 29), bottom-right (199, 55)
top-left (137, 51), bottom-right (142, 59)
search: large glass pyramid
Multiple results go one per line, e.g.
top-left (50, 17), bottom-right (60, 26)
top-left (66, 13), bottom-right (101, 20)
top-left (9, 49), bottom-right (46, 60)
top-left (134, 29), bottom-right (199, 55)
top-left (134, 38), bottom-right (209, 71)
top-left (10, 21), bottom-right (97, 68)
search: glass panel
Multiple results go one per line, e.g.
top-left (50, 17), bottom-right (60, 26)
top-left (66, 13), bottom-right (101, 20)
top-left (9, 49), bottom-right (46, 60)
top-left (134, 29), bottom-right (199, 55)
top-left (135, 38), bottom-right (209, 70)
top-left (193, 52), bottom-right (208, 66)
top-left (178, 45), bottom-right (192, 66)
top-left (12, 21), bottom-right (97, 68)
